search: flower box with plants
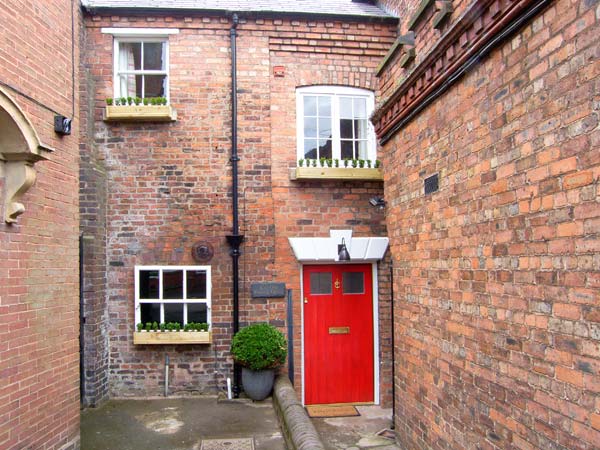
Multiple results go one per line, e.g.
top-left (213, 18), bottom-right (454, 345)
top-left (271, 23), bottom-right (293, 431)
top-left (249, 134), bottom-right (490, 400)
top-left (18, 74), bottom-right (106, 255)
top-left (291, 158), bottom-right (383, 181)
top-left (133, 321), bottom-right (211, 344)
top-left (231, 323), bottom-right (287, 401)
top-left (104, 97), bottom-right (177, 122)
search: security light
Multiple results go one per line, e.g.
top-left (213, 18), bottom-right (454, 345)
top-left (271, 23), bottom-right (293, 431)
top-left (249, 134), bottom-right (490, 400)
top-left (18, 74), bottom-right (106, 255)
top-left (369, 196), bottom-right (386, 209)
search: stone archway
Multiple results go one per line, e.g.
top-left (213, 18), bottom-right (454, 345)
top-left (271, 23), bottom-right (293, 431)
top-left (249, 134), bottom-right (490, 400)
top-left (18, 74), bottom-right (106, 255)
top-left (0, 86), bottom-right (53, 223)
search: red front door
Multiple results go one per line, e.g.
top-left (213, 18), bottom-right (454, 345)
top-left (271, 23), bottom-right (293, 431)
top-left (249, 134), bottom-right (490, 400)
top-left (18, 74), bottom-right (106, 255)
top-left (303, 264), bottom-right (374, 405)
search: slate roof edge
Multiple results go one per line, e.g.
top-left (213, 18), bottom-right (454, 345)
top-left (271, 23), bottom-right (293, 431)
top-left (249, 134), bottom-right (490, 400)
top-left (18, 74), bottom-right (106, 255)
top-left (81, 5), bottom-right (399, 23)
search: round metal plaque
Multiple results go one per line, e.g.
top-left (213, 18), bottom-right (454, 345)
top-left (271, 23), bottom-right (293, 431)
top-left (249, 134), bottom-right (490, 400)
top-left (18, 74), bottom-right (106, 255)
top-left (191, 241), bottom-right (214, 263)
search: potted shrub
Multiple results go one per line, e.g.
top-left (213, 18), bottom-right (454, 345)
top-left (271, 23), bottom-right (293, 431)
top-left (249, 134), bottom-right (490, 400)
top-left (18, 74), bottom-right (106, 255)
top-left (231, 323), bottom-right (287, 401)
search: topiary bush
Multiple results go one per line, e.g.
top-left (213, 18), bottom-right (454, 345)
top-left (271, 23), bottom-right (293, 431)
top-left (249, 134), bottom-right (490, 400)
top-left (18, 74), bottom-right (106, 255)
top-left (231, 323), bottom-right (287, 371)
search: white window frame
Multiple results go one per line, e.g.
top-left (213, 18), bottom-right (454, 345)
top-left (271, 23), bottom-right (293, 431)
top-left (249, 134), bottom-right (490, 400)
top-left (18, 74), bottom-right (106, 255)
top-left (134, 265), bottom-right (211, 327)
top-left (102, 28), bottom-right (179, 102)
top-left (296, 86), bottom-right (377, 164)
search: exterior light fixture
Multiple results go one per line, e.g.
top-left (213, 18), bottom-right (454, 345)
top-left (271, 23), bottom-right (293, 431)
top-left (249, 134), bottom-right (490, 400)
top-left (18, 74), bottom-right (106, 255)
top-left (338, 238), bottom-right (351, 261)
top-left (369, 196), bottom-right (386, 209)
top-left (54, 115), bottom-right (72, 135)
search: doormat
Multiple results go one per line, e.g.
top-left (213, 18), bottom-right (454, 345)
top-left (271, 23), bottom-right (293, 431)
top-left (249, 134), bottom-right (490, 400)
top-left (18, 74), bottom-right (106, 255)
top-left (201, 438), bottom-right (254, 450)
top-left (305, 404), bottom-right (360, 418)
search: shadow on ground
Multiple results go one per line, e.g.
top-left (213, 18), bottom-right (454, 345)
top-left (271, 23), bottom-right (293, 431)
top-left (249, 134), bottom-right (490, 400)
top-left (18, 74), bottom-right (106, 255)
top-left (80, 396), bottom-right (285, 450)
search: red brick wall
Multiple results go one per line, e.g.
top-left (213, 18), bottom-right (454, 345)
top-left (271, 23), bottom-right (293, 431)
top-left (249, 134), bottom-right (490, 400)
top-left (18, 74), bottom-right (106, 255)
top-left (0, 1), bottom-right (80, 449)
top-left (378, 0), bottom-right (600, 448)
top-left (82, 12), bottom-right (398, 402)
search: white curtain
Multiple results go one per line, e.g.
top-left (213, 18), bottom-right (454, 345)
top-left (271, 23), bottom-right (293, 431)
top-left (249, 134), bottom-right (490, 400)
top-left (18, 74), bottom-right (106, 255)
top-left (119, 43), bottom-right (137, 98)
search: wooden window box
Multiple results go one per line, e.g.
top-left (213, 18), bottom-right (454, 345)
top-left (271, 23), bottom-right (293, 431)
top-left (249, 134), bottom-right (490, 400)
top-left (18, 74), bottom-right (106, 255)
top-left (104, 105), bottom-right (177, 122)
top-left (290, 167), bottom-right (383, 181)
top-left (133, 331), bottom-right (212, 345)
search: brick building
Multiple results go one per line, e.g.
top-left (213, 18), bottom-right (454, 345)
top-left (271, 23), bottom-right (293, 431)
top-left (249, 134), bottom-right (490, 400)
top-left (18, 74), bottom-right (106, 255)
top-left (0, 1), bottom-right (81, 449)
top-left (1, 0), bottom-right (598, 449)
top-left (79, 0), bottom-right (398, 408)
top-left (373, 0), bottom-right (600, 448)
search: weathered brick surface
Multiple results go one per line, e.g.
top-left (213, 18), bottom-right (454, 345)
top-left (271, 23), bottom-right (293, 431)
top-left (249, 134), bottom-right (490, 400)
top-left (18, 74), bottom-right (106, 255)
top-left (81, 12), bottom-right (397, 403)
top-left (0, 1), bottom-right (80, 449)
top-left (377, 0), bottom-right (600, 448)
top-left (79, 22), bottom-right (110, 407)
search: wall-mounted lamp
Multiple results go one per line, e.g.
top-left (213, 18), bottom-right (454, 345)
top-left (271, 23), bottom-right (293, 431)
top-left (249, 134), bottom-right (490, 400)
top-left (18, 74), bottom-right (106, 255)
top-left (369, 196), bottom-right (386, 209)
top-left (338, 238), bottom-right (351, 261)
top-left (54, 115), bottom-right (72, 135)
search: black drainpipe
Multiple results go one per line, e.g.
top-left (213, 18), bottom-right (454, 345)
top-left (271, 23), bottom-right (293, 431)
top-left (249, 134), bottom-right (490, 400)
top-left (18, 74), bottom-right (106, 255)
top-left (390, 264), bottom-right (395, 429)
top-left (79, 234), bottom-right (86, 405)
top-left (226, 12), bottom-right (244, 398)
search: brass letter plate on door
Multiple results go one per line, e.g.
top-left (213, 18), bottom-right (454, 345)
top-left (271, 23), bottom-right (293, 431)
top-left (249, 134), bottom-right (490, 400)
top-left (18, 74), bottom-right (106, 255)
top-left (329, 326), bottom-right (350, 335)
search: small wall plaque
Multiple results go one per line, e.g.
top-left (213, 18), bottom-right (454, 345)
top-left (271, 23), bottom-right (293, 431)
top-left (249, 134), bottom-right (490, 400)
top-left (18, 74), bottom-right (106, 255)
top-left (191, 241), bottom-right (214, 263)
top-left (251, 282), bottom-right (286, 298)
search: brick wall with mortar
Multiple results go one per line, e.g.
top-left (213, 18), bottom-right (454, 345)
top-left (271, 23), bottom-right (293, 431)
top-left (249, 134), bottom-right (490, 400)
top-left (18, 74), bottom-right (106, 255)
top-left (81, 11), bottom-right (398, 402)
top-left (376, 0), bottom-right (600, 448)
top-left (0, 1), bottom-right (81, 449)
top-left (376, 0), bottom-right (474, 106)
top-left (79, 21), bottom-right (110, 407)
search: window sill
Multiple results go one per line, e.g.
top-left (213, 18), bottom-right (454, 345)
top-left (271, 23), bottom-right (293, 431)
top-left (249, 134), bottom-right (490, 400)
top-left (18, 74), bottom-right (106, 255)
top-left (290, 167), bottom-right (383, 181)
top-left (104, 105), bottom-right (177, 122)
top-left (133, 330), bottom-right (212, 345)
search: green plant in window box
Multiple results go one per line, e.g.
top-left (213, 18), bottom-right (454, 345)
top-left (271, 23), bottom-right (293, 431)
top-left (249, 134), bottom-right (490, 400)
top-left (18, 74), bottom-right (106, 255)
top-left (326, 159), bottom-right (333, 168)
top-left (137, 322), bottom-right (144, 332)
top-left (298, 159), bottom-right (304, 167)
top-left (120, 97), bottom-right (127, 106)
top-left (351, 159), bottom-right (358, 168)
top-left (334, 158), bottom-right (339, 168)
top-left (366, 159), bottom-right (372, 168)
top-left (358, 159), bottom-right (365, 168)
top-left (375, 160), bottom-right (381, 168)
top-left (134, 97), bottom-right (142, 105)
top-left (160, 322), bottom-right (166, 332)
top-left (343, 158), bottom-right (349, 168)
top-left (106, 98), bottom-right (113, 106)
top-left (311, 159), bottom-right (317, 167)
top-left (152, 321), bottom-right (159, 331)
top-left (145, 322), bottom-right (152, 332)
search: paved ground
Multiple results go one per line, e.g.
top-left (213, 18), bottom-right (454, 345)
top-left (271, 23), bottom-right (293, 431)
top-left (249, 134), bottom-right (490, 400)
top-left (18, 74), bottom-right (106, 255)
top-left (80, 396), bottom-right (285, 450)
top-left (312, 405), bottom-right (402, 450)
top-left (81, 397), bottom-right (401, 450)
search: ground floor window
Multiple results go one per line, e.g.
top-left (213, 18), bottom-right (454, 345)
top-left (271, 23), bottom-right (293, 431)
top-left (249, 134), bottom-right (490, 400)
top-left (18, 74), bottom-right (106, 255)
top-left (134, 265), bottom-right (211, 327)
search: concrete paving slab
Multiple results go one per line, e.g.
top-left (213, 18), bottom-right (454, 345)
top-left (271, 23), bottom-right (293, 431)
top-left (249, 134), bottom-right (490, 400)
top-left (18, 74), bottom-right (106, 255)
top-left (310, 405), bottom-right (403, 450)
top-left (81, 397), bottom-right (285, 450)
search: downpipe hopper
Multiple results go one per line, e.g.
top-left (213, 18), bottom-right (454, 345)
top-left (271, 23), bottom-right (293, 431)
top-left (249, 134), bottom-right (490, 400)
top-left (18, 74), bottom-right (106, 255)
top-left (226, 234), bottom-right (245, 255)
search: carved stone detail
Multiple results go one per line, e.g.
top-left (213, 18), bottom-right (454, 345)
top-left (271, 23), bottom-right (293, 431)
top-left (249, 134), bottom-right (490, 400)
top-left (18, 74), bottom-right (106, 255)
top-left (4, 161), bottom-right (36, 223)
top-left (0, 86), bottom-right (53, 223)
top-left (433, 1), bottom-right (453, 29)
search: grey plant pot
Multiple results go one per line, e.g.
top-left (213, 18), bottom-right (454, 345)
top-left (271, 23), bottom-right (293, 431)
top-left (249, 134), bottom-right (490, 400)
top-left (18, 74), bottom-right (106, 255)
top-left (241, 367), bottom-right (275, 401)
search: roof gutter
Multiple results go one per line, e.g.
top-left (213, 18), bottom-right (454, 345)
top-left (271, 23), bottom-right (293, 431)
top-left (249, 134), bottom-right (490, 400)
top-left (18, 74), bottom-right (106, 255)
top-left (81, 6), bottom-right (398, 24)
